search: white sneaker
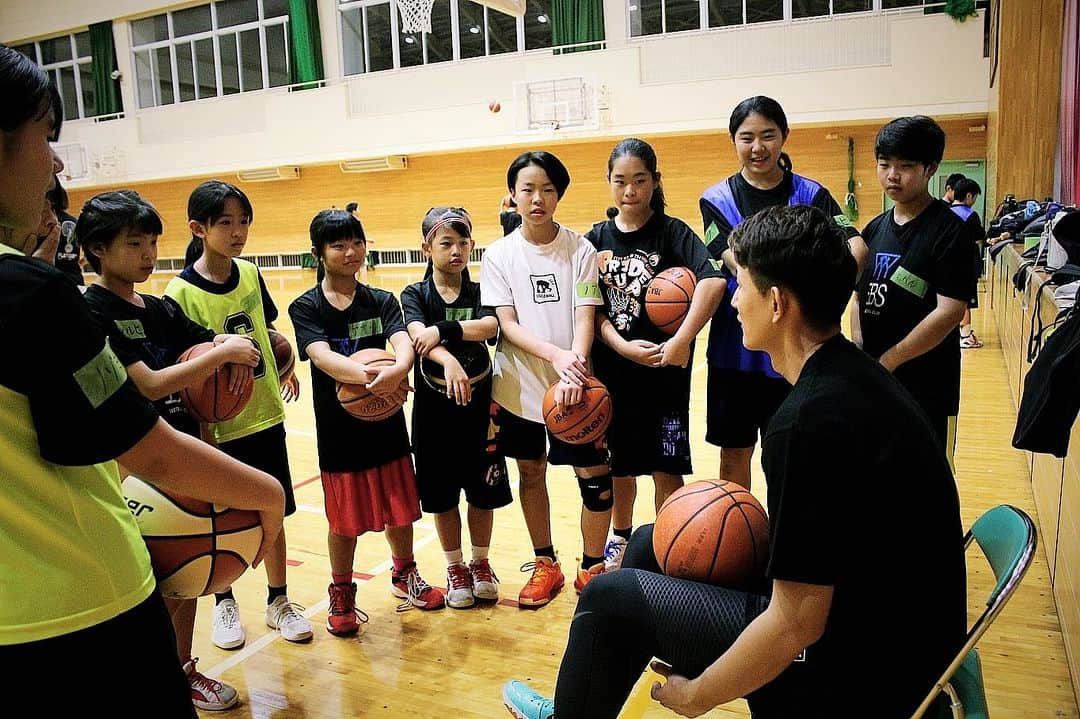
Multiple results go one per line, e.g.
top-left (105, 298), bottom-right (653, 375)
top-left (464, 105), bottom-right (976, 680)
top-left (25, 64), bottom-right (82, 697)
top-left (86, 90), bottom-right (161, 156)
top-left (211, 598), bottom-right (246, 650)
top-left (603, 535), bottom-right (629, 572)
top-left (265, 596), bottom-right (314, 642)
top-left (446, 562), bottom-right (475, 609)
top-left (469, 558), bottom-right (500, 601)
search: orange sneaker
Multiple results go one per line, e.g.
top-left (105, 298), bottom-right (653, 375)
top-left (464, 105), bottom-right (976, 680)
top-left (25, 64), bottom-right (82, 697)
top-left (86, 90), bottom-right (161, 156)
top-left (573, 562), bottom-right (605, 593)
top-left (517, 556), bottom-right (564, 607)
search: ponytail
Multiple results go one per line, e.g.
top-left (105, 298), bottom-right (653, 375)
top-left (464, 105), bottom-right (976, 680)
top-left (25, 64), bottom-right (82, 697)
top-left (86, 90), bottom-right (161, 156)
top-left (650, 184), bottom-right (667, 215)
top-left (184, 237), bottom-right (203, 268)
top-left (423, 258), bottom-right (434, 280)
top-left (778, 152), bottom-right (793, 173)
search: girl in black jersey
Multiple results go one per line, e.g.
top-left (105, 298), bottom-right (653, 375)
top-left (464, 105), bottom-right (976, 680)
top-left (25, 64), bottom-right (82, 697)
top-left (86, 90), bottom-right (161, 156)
top-left (80, 189), bottom-right (261, 711)
top-left (700, 96), bottom-right (866, 491)
top-left (586, 139), bottom-right (725, 572)
top-left (289, 209), bottom-right (446, 633)
top-left (401, 207), bottom-right (511, 609)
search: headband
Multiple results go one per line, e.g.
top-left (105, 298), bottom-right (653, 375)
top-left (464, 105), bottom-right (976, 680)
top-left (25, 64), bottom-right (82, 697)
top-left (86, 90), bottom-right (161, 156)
top-left (424, 210), bottom-right (472, 243)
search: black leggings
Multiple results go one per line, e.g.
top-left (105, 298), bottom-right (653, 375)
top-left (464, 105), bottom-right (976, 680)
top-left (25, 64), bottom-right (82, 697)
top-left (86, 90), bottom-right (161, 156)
top-left (553, 525), bottom-right (769, 719)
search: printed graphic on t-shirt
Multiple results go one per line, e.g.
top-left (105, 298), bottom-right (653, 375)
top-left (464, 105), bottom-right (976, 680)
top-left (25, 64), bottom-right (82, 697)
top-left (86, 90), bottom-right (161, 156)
top-left (114, 319), bottom-right (146, 341)
top-left (530, 274), bottom-right (559, 304)
top-left (864, 252), bottom-right (901, 314)
top-left (596, 249), bottom-right (660, 331)
top-left (445, 308), bottom-right (474, 321)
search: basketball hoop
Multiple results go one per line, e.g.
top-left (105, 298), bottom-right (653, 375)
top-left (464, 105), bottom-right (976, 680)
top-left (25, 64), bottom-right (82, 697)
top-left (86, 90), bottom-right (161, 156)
top-left (397, 0), bottom-right (435, 33)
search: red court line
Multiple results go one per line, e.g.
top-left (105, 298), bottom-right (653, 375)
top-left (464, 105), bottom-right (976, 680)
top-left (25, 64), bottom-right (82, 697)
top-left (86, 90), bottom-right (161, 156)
top-left (353, 572), bottom-right (375, 581)
top-left (497, 598), bottom-right (519, 608)
top-left (286, 559), bottom-right (303, 567)
top-left (293, 474), bottom-right (321, 490)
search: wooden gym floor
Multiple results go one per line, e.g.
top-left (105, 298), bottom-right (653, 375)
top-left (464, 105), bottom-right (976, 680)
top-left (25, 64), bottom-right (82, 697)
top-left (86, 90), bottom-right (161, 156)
top-left (139, 267), bottom-right (1077, 719)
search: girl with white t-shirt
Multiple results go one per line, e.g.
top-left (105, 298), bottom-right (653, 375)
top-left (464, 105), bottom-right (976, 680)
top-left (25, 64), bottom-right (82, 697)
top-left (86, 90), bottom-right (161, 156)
top-left (479, 151), bottom-right (611, 607)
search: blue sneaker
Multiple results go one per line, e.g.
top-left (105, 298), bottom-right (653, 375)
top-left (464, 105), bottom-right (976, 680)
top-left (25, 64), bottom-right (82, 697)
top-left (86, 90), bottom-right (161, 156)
top-left (502, 680), bottom-right (554, 719)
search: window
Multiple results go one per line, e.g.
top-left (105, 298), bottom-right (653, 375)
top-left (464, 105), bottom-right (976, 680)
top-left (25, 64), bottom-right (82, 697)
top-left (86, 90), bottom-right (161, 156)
top-left (339, 0), bottom-right (556, 76)
top-left (634, 0), bottom-right (884, 37)
top-left (14, 32), bottom-right (98, 120)
top-left (131, 0), bottom-right (290, 109)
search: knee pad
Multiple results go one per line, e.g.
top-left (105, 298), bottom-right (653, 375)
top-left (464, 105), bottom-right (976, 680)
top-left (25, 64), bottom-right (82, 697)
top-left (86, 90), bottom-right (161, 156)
top-left (578, 473), bottom-right (613, 512)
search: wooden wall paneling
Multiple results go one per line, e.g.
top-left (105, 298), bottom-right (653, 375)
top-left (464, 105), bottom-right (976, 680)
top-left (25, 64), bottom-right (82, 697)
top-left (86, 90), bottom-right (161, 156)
top-left (1058, 423), bottom-right (1080, 699)
top-left (66, 118), bottom-right (985, 261)
top-left (988, 0), bottom-right (1064, 205)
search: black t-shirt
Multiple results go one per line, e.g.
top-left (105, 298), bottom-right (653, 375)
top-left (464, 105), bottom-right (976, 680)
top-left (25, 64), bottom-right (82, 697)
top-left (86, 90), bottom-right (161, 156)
top-left (586, 213), bottom-right (722, 402)
top-left (400, 274), bottom-right (496, 455)
top-left (857, 200), bottom-right (976, 416)
top-left (499, 210), bottom-right (522, 237)
top-left (400, 274), bottom-right (495, 396)
top-left (0, 255), bottom-right (158, 465)
top-left (699, 172), bottom-right (858, 261)
top-left (289, 283), bottom-right (411, 471)
top-left (53, 210), bottom-right (83, 286)
top-left (176, 262), bottom-right (279, 323)
top-left (84, 285), bottom-right (214, 437)
top-left (757, 335), bottom-right (965, 717)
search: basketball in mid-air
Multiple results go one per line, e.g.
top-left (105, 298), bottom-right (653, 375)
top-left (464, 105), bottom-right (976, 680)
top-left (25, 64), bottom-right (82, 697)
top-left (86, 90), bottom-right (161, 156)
top-left (178, 342), bottom-right (253, 423)
top-left (541, 377), bottom-right (612, 445)
top-left (653, 479), bottom-right (769, 589)
top-left (489, 100), bottom-right (501, 113)
top-left (336, 348), bottom-right (406, 421)
top-left (645, 266), bottom-right (697, 335)
top-left (121, 475), bottom-right (263, 599)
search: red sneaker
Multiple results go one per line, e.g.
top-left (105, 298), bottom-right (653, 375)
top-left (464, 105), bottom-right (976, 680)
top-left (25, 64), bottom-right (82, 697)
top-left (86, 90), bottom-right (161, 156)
top-left (326, 582), bottom-right (368, 636)
top-left (391, 564), bottom-right (446, 611)
top-left (517, 556), bottom-right (564, 607)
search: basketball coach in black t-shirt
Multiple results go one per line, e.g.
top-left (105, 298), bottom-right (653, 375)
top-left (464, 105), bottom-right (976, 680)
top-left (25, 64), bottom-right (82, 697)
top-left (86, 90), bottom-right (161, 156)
top-left (501, 204), bottom-right (966, 719)
top-left (854, 116), bottom-right (977, 464)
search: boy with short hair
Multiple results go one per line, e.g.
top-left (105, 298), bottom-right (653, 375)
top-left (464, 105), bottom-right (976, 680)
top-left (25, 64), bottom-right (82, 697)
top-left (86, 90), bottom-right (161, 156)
top-left (853, 116), bottom-right (978, 465)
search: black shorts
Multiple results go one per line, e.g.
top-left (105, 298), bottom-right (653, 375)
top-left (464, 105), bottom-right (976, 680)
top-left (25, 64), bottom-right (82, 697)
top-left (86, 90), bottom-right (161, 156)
top-left (219, 422), bottom-right (297, 516)
top-left (494, 404), bottom-right (608, 468)
top-left (607, 404), bottom-right (692, 477)
top-left (414, 395), bottom-right (513, 514)
top-left (705, 368), bottom-right (791, 448)
top-left (5, 591), bottom-right (195, 717)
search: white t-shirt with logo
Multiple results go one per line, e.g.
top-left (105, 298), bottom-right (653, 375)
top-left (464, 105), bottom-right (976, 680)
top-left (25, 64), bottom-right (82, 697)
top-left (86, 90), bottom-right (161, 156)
top-left (480, 225), bottom-right (602, 422)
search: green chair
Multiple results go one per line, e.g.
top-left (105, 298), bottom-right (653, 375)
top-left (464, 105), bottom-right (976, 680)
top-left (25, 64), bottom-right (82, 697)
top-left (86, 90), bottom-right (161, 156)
top-left (913, 504), bottom-right (1038, 719)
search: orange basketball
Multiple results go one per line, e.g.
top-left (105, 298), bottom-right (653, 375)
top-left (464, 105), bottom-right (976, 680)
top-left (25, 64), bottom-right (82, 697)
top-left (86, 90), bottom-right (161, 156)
top-left (121, 475), bottom-right (263, 599)
top-left (541, 377), bottom-right (612, 445)
top-left (653, 480), bottom-right (769, 589)
top-left (269, 329), bottom-right (295, 385)
top-left (645, 266), bottom-right (697, 335)
top-left (178, 342), bottom-right (253, 423)
top-left (336, 348), bottom-right (405, 421)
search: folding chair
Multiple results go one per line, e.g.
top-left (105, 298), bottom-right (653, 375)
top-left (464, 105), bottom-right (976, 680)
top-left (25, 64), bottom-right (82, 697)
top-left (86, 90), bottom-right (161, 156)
top-left (912, 504), bottom-right (1038, 719)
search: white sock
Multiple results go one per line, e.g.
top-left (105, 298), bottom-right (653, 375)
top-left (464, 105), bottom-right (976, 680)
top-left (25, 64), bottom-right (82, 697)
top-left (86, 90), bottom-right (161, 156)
top-left (471, 545), bottom-right (490, 562)
top-left (445, 548), bottom-right (464, 566)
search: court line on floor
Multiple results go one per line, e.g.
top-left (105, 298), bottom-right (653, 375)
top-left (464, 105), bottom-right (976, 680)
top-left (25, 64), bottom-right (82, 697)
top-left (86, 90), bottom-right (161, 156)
top-left (203, 525), bottom-right (444, 679)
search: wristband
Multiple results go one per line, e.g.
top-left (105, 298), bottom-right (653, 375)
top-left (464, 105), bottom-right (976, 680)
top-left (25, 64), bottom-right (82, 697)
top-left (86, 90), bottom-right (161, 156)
top-left (436, 320), bottom-right (463, 343)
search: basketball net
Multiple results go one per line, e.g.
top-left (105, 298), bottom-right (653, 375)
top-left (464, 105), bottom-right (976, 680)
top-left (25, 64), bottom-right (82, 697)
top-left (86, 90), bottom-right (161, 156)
top-left (397, 0), bottom-right (435, 33)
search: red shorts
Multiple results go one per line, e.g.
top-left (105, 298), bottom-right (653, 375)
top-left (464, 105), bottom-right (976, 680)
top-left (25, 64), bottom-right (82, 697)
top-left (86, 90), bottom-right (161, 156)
top-left (321, 455), bottom-right (421, 536)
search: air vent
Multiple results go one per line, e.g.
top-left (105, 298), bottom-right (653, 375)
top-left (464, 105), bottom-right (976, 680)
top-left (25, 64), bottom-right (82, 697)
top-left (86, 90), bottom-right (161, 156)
top-left (339, 155), bottom-right (408, 173)
top-left (236, 166), bottom-right (301, 182)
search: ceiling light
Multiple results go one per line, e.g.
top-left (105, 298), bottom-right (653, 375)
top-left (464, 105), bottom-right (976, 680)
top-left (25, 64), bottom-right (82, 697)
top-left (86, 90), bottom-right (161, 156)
top-left (629, 4), bottom-right (638, 10)
top-left (470, 25), bottom-right (480, 33)
top-left (404, 35), bottom-right (415, 43)
top-left (537, 14), bottom-right (547, 23)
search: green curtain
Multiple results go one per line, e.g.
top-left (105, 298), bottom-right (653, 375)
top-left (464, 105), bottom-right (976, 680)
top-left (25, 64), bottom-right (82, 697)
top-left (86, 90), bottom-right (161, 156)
top-left (288, 0), bottom-right (324, 89)
top-left (552, 0), bottom-right (605, 55)
top-left (88, 21), bottom-right (122, 117)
